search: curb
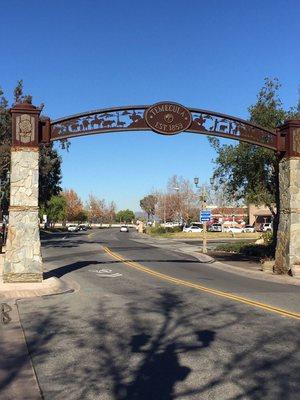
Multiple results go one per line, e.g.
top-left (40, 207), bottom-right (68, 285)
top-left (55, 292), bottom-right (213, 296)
top-left (132, 234), bottom-right (300, 286)
top-left (178, 250), bottom-right (300, 286)
top-left (0, 275), bottom-right (79, 300)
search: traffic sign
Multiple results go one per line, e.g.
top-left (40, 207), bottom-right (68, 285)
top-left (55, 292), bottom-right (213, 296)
top-left (200, 210), bottom-right (212, 222)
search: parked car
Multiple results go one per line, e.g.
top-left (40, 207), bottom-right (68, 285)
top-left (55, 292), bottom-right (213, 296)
top-left (120, 225), bottom-right (129, 232)
top-left (208, 223), bottom-right (222, 232)
top-left (67, 225), bottom-right (79, 232)
top-left (78, 224), bottom-right (88, 231)
top-left (183, 226), bottom-right (203, 233)
top-left (261, 222), bottom-right (273, 232)
top-left (223, 226), bottom-right (243, 233)
top-left (161, 222), bottom-right (180, 227)
top-left (243, 224), bottom-right (256, 233)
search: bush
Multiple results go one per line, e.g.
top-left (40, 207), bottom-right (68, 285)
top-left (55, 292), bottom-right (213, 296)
top-left (215, 241), bottom-right (273, 258)
top-left (148, 226), bottom-right (182, 235)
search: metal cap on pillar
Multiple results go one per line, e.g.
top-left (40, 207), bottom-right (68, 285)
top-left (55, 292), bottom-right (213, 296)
top-left (278, 119), bottom-right (300, 157)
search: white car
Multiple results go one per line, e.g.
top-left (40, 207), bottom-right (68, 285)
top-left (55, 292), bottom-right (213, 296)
top-left (67, 225), bottom-right (79, 232)
top-left (120, 225), bottom-right (129, 232)
top-left (224, 226), bottom-right (243, 233)
top-left (243, 225), bottom-right (255, 233)
top-left (208, 223), bottom-right (222, 232)
top-left (183, 226), bottom-right (203, 233)
top-left (161, 222), bottom-right (180, 227)
top-left (262, 223), bottom-right (273, 232)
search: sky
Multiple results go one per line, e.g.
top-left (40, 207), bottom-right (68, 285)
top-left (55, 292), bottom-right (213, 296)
top-left (1, 0), bottom-right (299, 211)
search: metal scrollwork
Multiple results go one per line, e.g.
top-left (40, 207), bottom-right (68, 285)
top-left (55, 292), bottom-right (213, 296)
top-left (50, 105), bottom-right (277, 150)
top-left (188, 110), bottom-right (277, 149)
top-left (51, 107), bottom-right (149, 140)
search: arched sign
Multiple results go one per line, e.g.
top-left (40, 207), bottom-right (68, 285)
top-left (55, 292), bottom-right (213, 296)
top-left (45, 101), bottom-right (279, 151)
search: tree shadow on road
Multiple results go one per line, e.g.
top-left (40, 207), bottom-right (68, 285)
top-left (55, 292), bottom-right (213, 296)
top-left (14, 286), bottom-right (300, 400)
top-left (43, 257), bottom-right (208, 280)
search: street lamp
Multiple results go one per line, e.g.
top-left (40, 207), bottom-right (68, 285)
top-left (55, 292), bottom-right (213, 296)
top-left (172, 186), bottom-right (181, 225)
top-left (194, 176), bottom-right (208, 254)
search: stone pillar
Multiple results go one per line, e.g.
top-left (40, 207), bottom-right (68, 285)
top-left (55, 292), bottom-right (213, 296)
top-left (3, 103), bottom-right (42, 283)
top-left (275, 120), bottom-right (300, 277)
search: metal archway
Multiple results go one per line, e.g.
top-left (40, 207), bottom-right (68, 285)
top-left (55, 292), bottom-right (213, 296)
top-left (44, 102), bottom-right (279, 151)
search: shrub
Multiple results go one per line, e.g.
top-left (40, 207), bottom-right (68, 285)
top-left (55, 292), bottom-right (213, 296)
top-left (148, 226), bottom-right (182, 235)
top-left (215, 241), bottom-right (273, 258)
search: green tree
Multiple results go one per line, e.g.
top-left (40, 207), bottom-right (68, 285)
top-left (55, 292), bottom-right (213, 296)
top-left (76, 210), bottom-right (88, 223)
top-left (209, 78), bottom-right (300, 256)
top-left (46, 195), bottom-right (67, 227)
top-left (140, 194), bottom-right (157, 221)
top-left (39, 142), bottom-right (62, 205)
top-left (116, 209), bottom-right (135, 223)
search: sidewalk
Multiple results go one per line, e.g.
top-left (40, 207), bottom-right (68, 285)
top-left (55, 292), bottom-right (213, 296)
top-left (0, 300), bottom-right (42, 400)
top-left (132, 233), bottom-right (300, 286)
top-left (0, 251), bottom-right (78, 400)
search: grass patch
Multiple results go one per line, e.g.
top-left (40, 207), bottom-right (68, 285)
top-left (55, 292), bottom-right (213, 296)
top-left (171, 232), bottom-right (260, 240)
top-left (147, 229), bottom-right (260, 240)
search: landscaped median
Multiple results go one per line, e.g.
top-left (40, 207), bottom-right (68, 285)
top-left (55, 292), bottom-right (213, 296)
top-left (213, 241), bottom-right (272, 257)
top-left (146, 226), bottom-right (261, 240)
top-left (146, 226), bottom-right (275, 271)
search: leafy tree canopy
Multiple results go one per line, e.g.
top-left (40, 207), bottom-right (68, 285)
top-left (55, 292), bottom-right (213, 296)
top-left (209, 78), bottom-right (300, 212)
top-left (46, 195), bottom-right (67, 225)
top-left (140, 194), bottom-right (157, 220)
top-left (209, 78), bottom-right (300, 254)
top-left (116, 209), bottom-right (135, 223)
top-left (62, 189), bottom-right (84, 222)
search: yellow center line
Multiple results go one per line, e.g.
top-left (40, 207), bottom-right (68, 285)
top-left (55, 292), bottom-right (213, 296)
top-left (102, 246), bottom-right (300, 320)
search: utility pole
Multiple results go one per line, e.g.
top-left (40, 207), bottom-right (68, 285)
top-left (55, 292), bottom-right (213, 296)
top-left (194, 177), bottom-right (208, 254)
top-left (163, 193), bottom-right (166, 224)
top-left (172, 186), bottom-right (181, 226)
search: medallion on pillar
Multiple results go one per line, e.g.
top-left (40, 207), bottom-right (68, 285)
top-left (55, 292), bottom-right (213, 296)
top-left (11, 103), bottom-right (41, 147)
top-left (292, 127), bottom-right (300, 156)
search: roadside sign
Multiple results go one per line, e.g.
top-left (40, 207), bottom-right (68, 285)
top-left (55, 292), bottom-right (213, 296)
top-left (200, 210), bottom-right (212, 222)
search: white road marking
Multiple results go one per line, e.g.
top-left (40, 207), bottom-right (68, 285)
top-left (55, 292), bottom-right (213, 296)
top-left (88, 268), bottom-right (122, 278)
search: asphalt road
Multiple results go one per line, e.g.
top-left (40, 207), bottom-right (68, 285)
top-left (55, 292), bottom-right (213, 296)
top-left (17, 229), bottom-right (300, 400)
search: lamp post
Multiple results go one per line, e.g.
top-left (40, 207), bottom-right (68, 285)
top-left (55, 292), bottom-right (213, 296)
top-left (194, 177), bottom-right (208, 253)
top-left (172, 186), bottom-right (181, 226)
top-left (163, 192), bottom-right (166, 225)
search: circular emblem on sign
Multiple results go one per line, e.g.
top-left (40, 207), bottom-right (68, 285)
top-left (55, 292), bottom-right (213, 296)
top-left (19, 119), bottom-right (32, 136)
top-left (145, 102), bottom-right (192, 135)
top-left (164, 113), bottom-right (174, 124)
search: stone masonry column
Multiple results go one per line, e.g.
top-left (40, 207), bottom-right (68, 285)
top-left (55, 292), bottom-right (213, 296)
top-left (3, 103), bottom-right (42, 282)
top-left (275, 120), bottom-right (300, 277)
